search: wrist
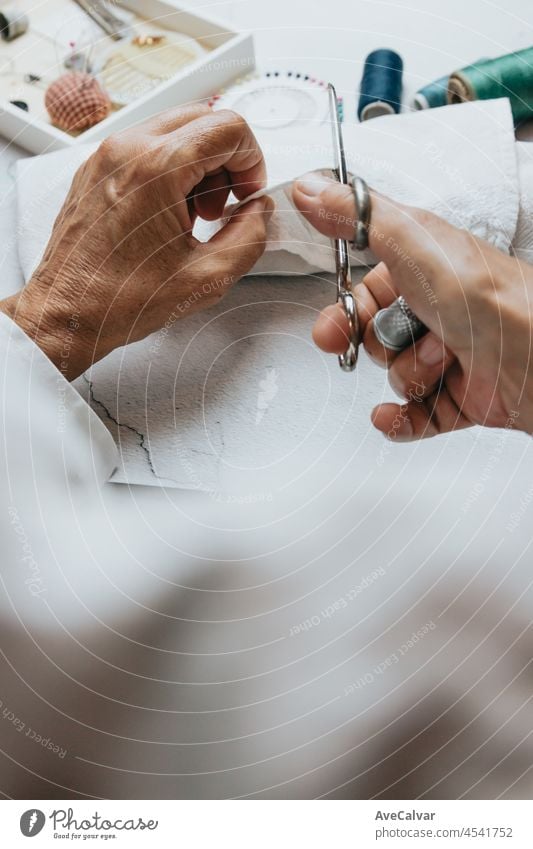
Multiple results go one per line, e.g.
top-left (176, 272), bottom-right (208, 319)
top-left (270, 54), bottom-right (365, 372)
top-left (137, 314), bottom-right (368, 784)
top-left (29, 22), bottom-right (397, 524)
top-left (0, 285), bottom-right (97, 380)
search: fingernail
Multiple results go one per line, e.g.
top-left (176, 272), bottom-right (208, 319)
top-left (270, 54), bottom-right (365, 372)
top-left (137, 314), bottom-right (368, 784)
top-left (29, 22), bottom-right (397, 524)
top-left (295, 178), bottom-right (324, 197)
top-left (417, 333), bottom-right (445, 367)
top-left (372, 404), bottom-right (414, 442)
top-left (387, 415), bottom-right (413, 442)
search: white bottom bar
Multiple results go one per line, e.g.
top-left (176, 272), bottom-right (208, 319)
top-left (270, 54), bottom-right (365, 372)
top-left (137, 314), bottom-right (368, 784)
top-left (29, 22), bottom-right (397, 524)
top-left (2, 800), bottom-right (533, 847)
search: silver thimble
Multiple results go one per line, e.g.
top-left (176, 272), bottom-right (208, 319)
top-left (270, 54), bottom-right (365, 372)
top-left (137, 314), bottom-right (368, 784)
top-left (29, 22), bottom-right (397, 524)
top-left (373, 296), bottom-right (426, 352)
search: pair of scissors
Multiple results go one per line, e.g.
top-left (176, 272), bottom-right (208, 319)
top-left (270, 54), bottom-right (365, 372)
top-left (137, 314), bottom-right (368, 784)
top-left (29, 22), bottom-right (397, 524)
top-left (326, 83), bottom-right (426, 368)
top-left (327, 83), bottom-right (360, 372)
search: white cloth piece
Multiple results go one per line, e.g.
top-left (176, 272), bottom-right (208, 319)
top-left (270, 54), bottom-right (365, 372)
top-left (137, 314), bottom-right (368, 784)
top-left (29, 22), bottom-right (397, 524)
top-left (17, 98), bottom-right (519, 282)
top-left (199, 97), bottom-right (521, 272)
top-left (14, 98), bottom-right (530, 491)
top-left (511, 141), bottom-right (533, 263)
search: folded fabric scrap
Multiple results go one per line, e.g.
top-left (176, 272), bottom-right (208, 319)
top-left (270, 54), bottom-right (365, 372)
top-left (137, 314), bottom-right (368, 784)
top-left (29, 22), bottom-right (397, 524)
top-left (16, 98), bottom-right (530, 284)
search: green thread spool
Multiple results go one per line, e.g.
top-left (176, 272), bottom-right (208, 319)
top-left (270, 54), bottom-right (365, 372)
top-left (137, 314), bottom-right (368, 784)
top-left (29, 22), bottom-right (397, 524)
top-left (448, 47), bottom-right (533, 124)
top-left (413, 74), bottom-right (449, 110)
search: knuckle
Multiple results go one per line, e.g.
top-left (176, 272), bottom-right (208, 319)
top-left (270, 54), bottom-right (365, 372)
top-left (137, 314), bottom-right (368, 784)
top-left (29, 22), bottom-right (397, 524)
top-left (197, 109), bottom-right (252, 153)
top-left (97, 127), bottom-right (154, 158)
top-left (96, 135), bottom-right (121, 164)
top-left (212, 108), bottom-right (244, 128)
top-left (98, 133), bottom-right (160, 177)
top-left (94, 134), bottom-right (132, 172)
top-left (157, 103), bottom-right (210, 129)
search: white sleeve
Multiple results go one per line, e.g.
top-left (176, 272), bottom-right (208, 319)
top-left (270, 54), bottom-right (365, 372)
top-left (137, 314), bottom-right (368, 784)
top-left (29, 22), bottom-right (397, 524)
top-left (0, 311), bottom-right (119, 627)
top-left (0, 311), bottom-right (118, 489)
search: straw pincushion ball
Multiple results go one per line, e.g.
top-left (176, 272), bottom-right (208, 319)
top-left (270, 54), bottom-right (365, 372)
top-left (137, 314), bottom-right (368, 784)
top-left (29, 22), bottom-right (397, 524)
top-left (45, 72), bottom-right (111, 132)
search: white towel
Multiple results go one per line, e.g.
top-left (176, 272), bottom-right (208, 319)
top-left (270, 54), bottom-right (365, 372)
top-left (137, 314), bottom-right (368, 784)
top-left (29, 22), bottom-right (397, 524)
top-left (15, 98), bottom-right (532, 490)
top-left (17, 98), bottom-right (520, 280)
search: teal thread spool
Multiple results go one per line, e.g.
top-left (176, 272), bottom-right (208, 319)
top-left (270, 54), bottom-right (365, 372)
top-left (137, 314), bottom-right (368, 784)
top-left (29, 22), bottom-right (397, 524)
top-left (358, 48), bottom-right (403, 121)
top-left (413, 74), bottom-right (449, 110)
top-left (448, 47), bottom-right (533, 124)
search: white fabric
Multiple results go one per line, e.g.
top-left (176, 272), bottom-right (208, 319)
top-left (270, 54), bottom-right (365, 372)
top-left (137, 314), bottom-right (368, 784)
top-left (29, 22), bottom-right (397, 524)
top-left (13, 98), bottom-right (532, 491)
top-left (511, 141), bottom-right (533, 263)
top-left (17, 99), bottom-right (519, 282)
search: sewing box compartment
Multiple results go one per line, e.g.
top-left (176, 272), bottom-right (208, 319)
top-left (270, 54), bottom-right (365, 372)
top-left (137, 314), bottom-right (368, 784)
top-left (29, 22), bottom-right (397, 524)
top-left (0, 0), bottom-right (255, 153)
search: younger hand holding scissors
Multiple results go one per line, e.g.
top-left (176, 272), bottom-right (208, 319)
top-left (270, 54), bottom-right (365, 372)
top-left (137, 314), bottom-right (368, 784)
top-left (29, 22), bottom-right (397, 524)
top-left (292, 173), bottom-right (533, 440)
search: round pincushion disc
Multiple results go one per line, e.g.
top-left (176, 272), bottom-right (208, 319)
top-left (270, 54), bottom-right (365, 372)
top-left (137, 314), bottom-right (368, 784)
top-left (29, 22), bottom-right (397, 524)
top-left (212, 73), bottom-right (332, 129)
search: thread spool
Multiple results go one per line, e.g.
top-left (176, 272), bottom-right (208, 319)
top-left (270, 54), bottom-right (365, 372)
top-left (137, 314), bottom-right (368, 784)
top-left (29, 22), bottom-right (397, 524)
top-left (0, 5), bottom-right (29, 41)
top-left (357, 48), bottom-right (403, 121)
top-left (448, 47), bottom-right (533, 125)
top-left (413, 74), bottom-right (449, 110)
